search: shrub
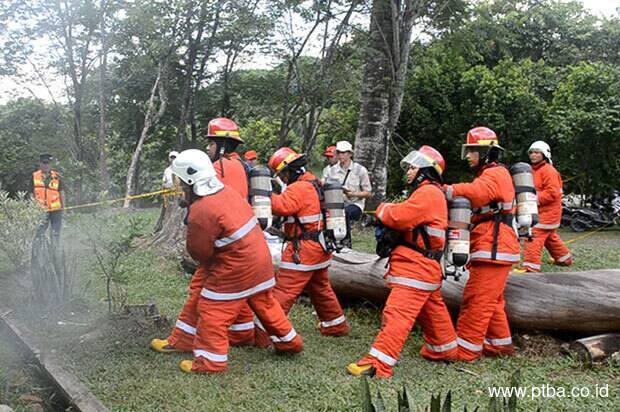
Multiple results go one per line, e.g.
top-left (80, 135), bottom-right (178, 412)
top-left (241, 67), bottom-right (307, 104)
top-left (0, 190), bottom-right (45, 272)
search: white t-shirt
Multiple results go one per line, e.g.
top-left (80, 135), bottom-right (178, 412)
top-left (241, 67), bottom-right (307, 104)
top-left (324, 161), bottom-right (372, 211)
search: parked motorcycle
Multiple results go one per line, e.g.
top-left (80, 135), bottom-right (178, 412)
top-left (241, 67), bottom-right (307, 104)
top-left (570, 191), bottom-right (620, 232)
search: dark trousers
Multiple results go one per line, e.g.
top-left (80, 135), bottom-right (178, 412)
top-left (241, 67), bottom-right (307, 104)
top-left (37, 210), bottom-right (63, 241)
top-left (344, 204), bottom-right (363, 247)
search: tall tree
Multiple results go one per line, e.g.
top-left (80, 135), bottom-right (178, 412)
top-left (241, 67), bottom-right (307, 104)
top-left (121, 0), bottom-right (183, 207)
top-left (175, 0), bottom-right (225, 149)
top-left (354, 0), bottom-right (455, 208)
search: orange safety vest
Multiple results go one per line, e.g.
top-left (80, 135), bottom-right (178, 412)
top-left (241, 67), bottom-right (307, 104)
top-left (32, 170), bottom-right (62, 211)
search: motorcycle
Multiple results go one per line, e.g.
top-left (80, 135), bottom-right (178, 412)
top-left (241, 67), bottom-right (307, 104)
top-left (570, 191), bottom-right (620, 232)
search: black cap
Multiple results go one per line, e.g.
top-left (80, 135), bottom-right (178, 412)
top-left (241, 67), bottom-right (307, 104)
top-left (39, 154), bottom-right (53, 162)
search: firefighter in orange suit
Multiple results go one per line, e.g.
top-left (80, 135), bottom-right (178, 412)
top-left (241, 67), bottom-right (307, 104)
top-left (444, 127), bottom-right (519, 361)
top-left (347, 146), bottom-right (457, 378)
top-left (33, 154), bottom-right (65, 241)
top-left (516, 141), bottom-right (572, 272)
top-left (154, 119), bottom-right (254, 351)
top-left (255, 147), bottom-right (349, 346)
top-left (150, 149), bottom-right (302, 374)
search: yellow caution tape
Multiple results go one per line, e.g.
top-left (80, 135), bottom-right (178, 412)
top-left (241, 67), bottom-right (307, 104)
top-left (564, 223), bottom-right (613, 245)
top-left (61, 188), bottom-right (181, 211)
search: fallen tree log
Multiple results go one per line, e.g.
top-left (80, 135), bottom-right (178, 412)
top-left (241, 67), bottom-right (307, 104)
top-left (329, 250), bottom-right (620, 334)
top-left (568, 333), bottom-right (620, 364)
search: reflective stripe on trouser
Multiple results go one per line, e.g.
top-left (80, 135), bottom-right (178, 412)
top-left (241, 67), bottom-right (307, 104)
top-left (522, 228), bottom-right (571, 272)
top-left (456, 262), bottom-right (512, 361)
top-left (357, 285), bottom-right (456, 378)
top-left (192, 289), bottom-right (303, 373)
top-left (258, 266), bottom-right (348, 342)
top-left (167, 270), bottom-right (256, 350)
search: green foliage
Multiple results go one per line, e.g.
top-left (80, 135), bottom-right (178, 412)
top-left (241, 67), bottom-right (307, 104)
top-left (546, 62), bottom-right (620, 195)
top-left (362, 371), bottom-right (524, 412)
top-left (240, 118), bottom-right (297, 163)
top-left (89, 214), bottom-right (147, 313)
top-left (0, 190), bottom-right (45, 271)
top-left (394, 0), bottom-right (620, 197)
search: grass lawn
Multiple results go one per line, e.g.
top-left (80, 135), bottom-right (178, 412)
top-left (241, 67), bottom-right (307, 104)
top-left (1, 208), bottom-right (619, 411)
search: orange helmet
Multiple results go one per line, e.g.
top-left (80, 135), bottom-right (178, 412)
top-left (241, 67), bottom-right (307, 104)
top-left (323, 145), bottom-right (336, 158)
top-left (206, 118), bottom-right (243, 142)
top-left (268, 147), bottom-right (305, 175)
top-left (461, 126), bottom-right (504, 159)
top-left (400, 145), bottom-right (445, 177)
top-left (244, 150), bottom-right (258, 161)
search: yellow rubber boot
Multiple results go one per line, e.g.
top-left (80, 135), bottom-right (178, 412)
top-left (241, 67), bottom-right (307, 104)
top-left (179, 360), bottom-right (194, 374)
top-left (512, 267), bottom-right (528, 273)
top-left (150, 338), bottom-right (181, 353)
top-left (346, 363), bottom-right (376, 377)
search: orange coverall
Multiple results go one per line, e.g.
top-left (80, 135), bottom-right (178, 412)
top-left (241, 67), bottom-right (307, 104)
top-left (255, 172), bottom-right (349, 347)
top-left (168, 155), bottom-right (255, 348)
top-left (355, 181), bottom-right (457, 378)
top-left (522, 161), bottom-right (572, 271)
top-left (446, 163), bottom-right (519, 361)
top-left (178, 186), bottom-right (302, 373)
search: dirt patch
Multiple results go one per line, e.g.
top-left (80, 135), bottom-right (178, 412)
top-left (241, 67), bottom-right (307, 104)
top-left (514, 332), bottom-right (566, 357)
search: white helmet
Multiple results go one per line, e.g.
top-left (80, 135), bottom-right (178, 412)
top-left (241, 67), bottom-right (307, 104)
top-left (171, 149), bottom-right (223, 196)
top-left (528, 140), bottom-right (552, 163)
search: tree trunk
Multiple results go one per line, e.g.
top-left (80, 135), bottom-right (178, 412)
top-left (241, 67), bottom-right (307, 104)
top-left (98, 4), bottom-right (111, 194)
top-left (123, 62), bottom-right (169, 208)
top-left (354, 0), bottom-right (418, 210)
top-left (327, 250), bottom-right (620, 334)
top-left (176, 0), bottom-right (223, 149)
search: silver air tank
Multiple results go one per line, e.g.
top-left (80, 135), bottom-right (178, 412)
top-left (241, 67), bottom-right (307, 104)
top-left (510, 162), bottom-right (539, 228)
top-left (249, 166), bottom-right (273, 230)
top-left (323, 180), bottom-right (347, 246)
top-left (447, 197), bottom-right (471, 267)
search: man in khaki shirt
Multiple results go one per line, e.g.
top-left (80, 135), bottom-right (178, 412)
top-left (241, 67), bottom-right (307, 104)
top-left (324, 140), bottom-right (372, 249)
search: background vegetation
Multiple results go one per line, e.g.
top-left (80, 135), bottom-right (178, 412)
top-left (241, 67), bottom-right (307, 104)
top-left (1, 0), bottom-right (618, 204)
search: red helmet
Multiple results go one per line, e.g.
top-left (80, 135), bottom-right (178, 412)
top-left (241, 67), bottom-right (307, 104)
top-left (206, 118), bottom-right (243, 142)
top-left (461, 126), bottom-right (503, 159)
top-left (400, 145), bottom-right (445, 177)
top-left (244, 150), bottom-right (257, 161)
top-left (323, 145), bottom-right (336, 158)
top-left (268, 147), bottom-right (305, 175)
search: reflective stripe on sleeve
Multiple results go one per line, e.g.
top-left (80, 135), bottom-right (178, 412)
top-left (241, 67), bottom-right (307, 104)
top-left (523, 261), bottom-right (541, 270)
top-left (424, 226), bottom-right (446, 239)
top-left (214, 217), bottom-right (258, 248)
top-left (298, 214), bottom-right (322, 223)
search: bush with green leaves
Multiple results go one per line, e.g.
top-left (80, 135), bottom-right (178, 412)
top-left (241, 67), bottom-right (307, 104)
top-left (89, 214), bottom-right (147, 313)
top-left (0, 190), bottom-right (45, 272)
